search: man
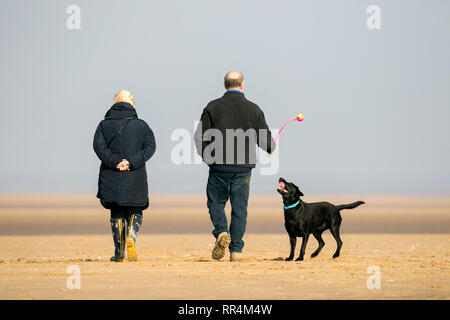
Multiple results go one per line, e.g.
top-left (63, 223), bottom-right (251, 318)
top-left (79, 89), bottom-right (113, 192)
top-left (194, 71), bottom-right (275, 261)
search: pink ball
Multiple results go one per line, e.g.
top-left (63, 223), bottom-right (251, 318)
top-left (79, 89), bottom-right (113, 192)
top-left (296, 113), bottom-right (304, 121)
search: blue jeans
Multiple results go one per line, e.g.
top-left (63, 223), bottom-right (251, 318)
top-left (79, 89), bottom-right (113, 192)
top-left (206, 169), bottom-right (251, 253)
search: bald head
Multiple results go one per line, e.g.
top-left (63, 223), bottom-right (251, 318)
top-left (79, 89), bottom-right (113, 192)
top-left (224, 71), bottom-right (244, 90)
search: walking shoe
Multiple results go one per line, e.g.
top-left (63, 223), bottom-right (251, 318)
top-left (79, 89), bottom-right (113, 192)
top-left (126, 214), bottom-right (143, 262)
top-left (110, 218), bottom-right (126, 262)
top-left (212, 232), bottom-right (231, 260)
top-left (230, 252), bottom-right (243, 262)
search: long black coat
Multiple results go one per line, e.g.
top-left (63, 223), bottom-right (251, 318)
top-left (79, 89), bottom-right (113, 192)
top-left (93, 102), bottom-right (156, 209)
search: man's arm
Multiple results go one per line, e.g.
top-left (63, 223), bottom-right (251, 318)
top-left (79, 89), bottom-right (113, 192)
top-left (93, 122), bottom-right (122, 169)
top-left (256, 109), bottom-right (276, 154)
top-left (128, 122), bottom-right (156, 170)
top-left (194, 108), bottom-right (212, 158)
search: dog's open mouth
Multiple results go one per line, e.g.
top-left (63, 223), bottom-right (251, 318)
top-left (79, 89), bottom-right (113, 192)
top-left (278, 181), bottom-right (287, 193)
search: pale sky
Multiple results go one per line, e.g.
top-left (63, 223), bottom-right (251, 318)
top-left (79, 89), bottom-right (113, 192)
top-left (0, 1), bottom-right (449, 194)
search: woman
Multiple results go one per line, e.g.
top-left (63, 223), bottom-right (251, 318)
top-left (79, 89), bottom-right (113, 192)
top-left (93, 90), bottom-right (156, 262)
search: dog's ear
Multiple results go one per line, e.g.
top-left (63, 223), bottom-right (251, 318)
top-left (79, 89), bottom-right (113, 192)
top-left (294, 185), bottom-right (304, 197)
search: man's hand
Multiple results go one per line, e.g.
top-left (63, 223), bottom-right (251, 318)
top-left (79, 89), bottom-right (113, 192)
top-left (117, 159), bottom-right (130, 171)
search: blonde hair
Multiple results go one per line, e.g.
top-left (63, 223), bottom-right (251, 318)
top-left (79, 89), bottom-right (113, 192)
top-left (113, 90), bottom-right (135, 107)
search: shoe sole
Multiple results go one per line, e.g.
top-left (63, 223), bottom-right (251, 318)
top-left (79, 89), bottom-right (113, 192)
top-left (126, 238), bottom-right (138, 262)
top-left (212, 234), bottom-right (231, 260)
top-left (230, 255), bottom-right (243, 262)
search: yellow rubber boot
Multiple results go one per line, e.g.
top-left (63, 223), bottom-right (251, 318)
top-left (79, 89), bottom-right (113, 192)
top-left (126, 214), bottom-right (142, 262)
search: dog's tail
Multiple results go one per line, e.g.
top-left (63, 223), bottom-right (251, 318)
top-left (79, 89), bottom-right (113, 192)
top-left (336, 201), bottom-right (365, 211)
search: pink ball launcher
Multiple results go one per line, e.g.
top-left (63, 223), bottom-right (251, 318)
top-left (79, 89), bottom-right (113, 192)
top-left (274, 113), bottom-right (304, 143)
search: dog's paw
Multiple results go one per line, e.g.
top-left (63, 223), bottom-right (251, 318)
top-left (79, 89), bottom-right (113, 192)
top-left (295, 257), bottom-right (304, 261)
top-left (310, 252), bottom-right (318, 258)
top-left (285, 257), bottom-right (293, 261)
top-left (332, 253), bottom-right (340, 259)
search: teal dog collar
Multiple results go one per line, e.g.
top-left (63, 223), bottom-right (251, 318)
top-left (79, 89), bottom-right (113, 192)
top-left (284, 201), bottom-right (300, 210)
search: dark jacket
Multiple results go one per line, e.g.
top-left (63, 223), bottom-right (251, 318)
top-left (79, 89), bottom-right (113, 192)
top-left (93, 102), bottom-right (156, 209)
top-left (194, 91), bottom-right (275, 170)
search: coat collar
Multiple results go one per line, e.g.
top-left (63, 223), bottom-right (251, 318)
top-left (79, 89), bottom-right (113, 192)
top-left (105, 102), bottom-right (138, 119)
top-left (223, 90), bottom-right (244, 97)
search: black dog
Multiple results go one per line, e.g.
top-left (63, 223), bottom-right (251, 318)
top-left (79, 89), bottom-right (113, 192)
top-left (277, 177), bottom-right (364, 261)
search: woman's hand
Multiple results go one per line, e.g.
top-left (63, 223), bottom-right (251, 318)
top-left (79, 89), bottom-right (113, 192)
top-left (117, 159), bottom-right (130, 171)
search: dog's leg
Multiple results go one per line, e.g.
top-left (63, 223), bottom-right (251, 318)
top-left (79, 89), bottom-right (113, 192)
top-left (286, 235), bottom-right (296, 261)
top-left (330, 226), bottom-right (343, 258)
top-left (311, 231), bottom-right (325, 258)
top-left (296, 234), bottom-right (309, 261)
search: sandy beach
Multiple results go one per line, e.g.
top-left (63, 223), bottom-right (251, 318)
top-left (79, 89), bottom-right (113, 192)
top-left (0, 195), bottom-right (449, 299)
